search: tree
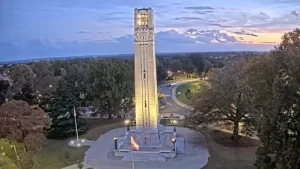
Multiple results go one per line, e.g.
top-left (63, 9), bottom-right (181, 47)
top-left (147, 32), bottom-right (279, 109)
top-left (203, 60), bottom-right (213, 77)
top-left (182, 60), bottom-right (195, 74)
top-left (246, 28), bottom-right (300, 169)
top-left (47, 74), bottom-right (88, 138)
top-left (9, 64), bottom-right (36, 94)
top-left (0, 77), bottom-right (11, 105)
top-left (157, 64), bottom-right (168, 83)
top-left (187, 59), bottom-right (254, 139)
top-left (0, 100), bottom-right (51, 168)
top-left (189, 54), bottom-right (205, 75)
top-left (13, 83), bottom-right (37, 105)
top-left (87, 60), bottom-right (134, 119)
top-left (169, 60), bottom-right (182, 72)
top-left (185, 89), bottom-right (192, 100)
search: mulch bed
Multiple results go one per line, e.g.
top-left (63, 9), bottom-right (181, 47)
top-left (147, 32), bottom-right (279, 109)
top-left (209, 129), bottom-right (260, 147)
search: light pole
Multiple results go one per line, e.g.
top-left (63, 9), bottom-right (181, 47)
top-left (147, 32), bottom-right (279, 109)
top-left (173, 120), bottom-right (177, 132)
top-left (114, 137), bottom-right (118, 150)
top-left (171, 138), bottom-right (176, 152)
top-left (73, 105), bottom-right (79, 142)
top-left (10, 145), bottom-right (20, 167)
top-left (125, 119), bottom-right (130, 132)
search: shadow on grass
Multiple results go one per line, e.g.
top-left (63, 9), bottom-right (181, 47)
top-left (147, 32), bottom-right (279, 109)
top-left (209, 129), bottom-right (260, 147)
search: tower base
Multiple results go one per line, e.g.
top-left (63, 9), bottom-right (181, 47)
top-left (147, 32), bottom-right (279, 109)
top-left (114, 126), bottom-right (185, 162)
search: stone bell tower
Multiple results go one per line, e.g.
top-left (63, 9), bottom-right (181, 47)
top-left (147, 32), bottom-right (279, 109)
top-left (134, 8), bottom-right (158, 129)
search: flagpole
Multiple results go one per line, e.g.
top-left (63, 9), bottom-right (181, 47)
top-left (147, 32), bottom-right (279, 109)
top-left (73, 105), bottom-right (79, 142)
top-left (131, 145), bottom-right (135, 169)
top-left (130, 137), bottom-right (135, 169)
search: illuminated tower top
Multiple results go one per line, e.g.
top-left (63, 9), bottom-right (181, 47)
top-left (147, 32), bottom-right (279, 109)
top-left (134, 8), bottom-right (154, 36)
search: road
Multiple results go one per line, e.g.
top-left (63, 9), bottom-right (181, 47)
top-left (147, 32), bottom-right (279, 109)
top-left (158, 80), bottom-right (197, 118)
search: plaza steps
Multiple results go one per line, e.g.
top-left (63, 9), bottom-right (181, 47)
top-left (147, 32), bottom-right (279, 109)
top-left (122, 152), bottom-right (166, 162)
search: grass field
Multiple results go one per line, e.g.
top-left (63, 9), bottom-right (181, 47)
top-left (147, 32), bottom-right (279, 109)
top-left (31, 118), bottom-right (125, 169)
top-left (176, 81), bottom-right (202, 105)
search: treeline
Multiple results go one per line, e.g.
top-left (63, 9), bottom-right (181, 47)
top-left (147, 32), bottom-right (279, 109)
top-left (188, 28), bottom-right (300, 168)
top-left (0, 51), bottom-right (245, 138)
top-left (0, 58), bottom-right (136, 137)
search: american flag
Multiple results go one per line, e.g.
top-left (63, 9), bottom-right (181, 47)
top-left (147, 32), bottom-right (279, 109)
top-left (130, 136), bottom-right (139, 151)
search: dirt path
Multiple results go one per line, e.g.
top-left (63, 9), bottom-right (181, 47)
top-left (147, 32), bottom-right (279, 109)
top-left (201, 129), bottom-right (257, 169)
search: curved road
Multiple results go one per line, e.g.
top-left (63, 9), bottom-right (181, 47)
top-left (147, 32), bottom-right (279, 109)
top-left (158, 80), bottom-right (198, 118)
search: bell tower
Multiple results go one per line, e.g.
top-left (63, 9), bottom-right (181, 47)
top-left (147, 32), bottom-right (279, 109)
top-left (134, 8), bottom-right (158, 129)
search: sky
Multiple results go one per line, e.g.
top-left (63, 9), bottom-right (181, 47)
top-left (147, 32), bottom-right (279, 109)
top-left (0, 0), bottom-right (300, 61)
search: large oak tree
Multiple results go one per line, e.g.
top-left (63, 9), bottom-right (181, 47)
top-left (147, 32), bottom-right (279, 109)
top-left (188, 59), bottom-right (254, 139)
top-left (246, 28), bottom-right (300, 169)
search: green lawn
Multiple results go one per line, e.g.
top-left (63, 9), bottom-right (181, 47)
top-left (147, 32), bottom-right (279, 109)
top-left (31, 119), bottom-right (125, 169)
top-left (176, 81), bottom-right (202, 105)
top-left (0, 140), bottom-right (19, 169)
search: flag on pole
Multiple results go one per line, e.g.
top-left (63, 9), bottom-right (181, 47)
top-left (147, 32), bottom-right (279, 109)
top-left (130, 136), bottom-right (139, 151)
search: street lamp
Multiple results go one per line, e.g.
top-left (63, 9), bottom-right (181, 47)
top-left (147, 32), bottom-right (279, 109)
top-left (114, 137), bottom-right (118, 150)
top-left (173, 120), bottom-right (177, 132)
top-left (171, 138), bottom-right (176, 152)
top-left (125, 120), bottom-right (130, 132)
top-left (10, 145), bottom-right (20, 167)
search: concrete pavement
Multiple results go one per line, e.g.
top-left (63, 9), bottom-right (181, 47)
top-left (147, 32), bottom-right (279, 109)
top-left (83, 127), bottom-right (209, 169)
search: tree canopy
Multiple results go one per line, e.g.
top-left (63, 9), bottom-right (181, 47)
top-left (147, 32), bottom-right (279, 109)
top-left (87, 59), bottom-right (134, 118)
top-left (188, 59), bottom-right (254, 139)
top-left (246, 28), bottom-right (300, 169)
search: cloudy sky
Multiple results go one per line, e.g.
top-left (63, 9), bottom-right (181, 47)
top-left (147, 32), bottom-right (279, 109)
top-left (1, 0), bottom-right (300, 61)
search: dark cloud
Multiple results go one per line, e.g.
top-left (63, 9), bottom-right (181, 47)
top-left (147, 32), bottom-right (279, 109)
top-left (206, 23), bottom-right (233, 28)
top-left (232, 30), bottom-right (258, 37)
top-left (193, 11), bottom-right (214, 14)
top-left (272, 0), bottom-right (300, 4)
top-left (184, 6), bottom-right (214, 10)
top-left (76, 31), bottom-right (93, 34)
top-left (175, 17), bottom-right (203, 21)
top-left (76, 31), bottom-right (103, 35)
top-left (172, 2), bottom-right (182, 5)
top-left (291, 11), bottom-right (299, 17)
